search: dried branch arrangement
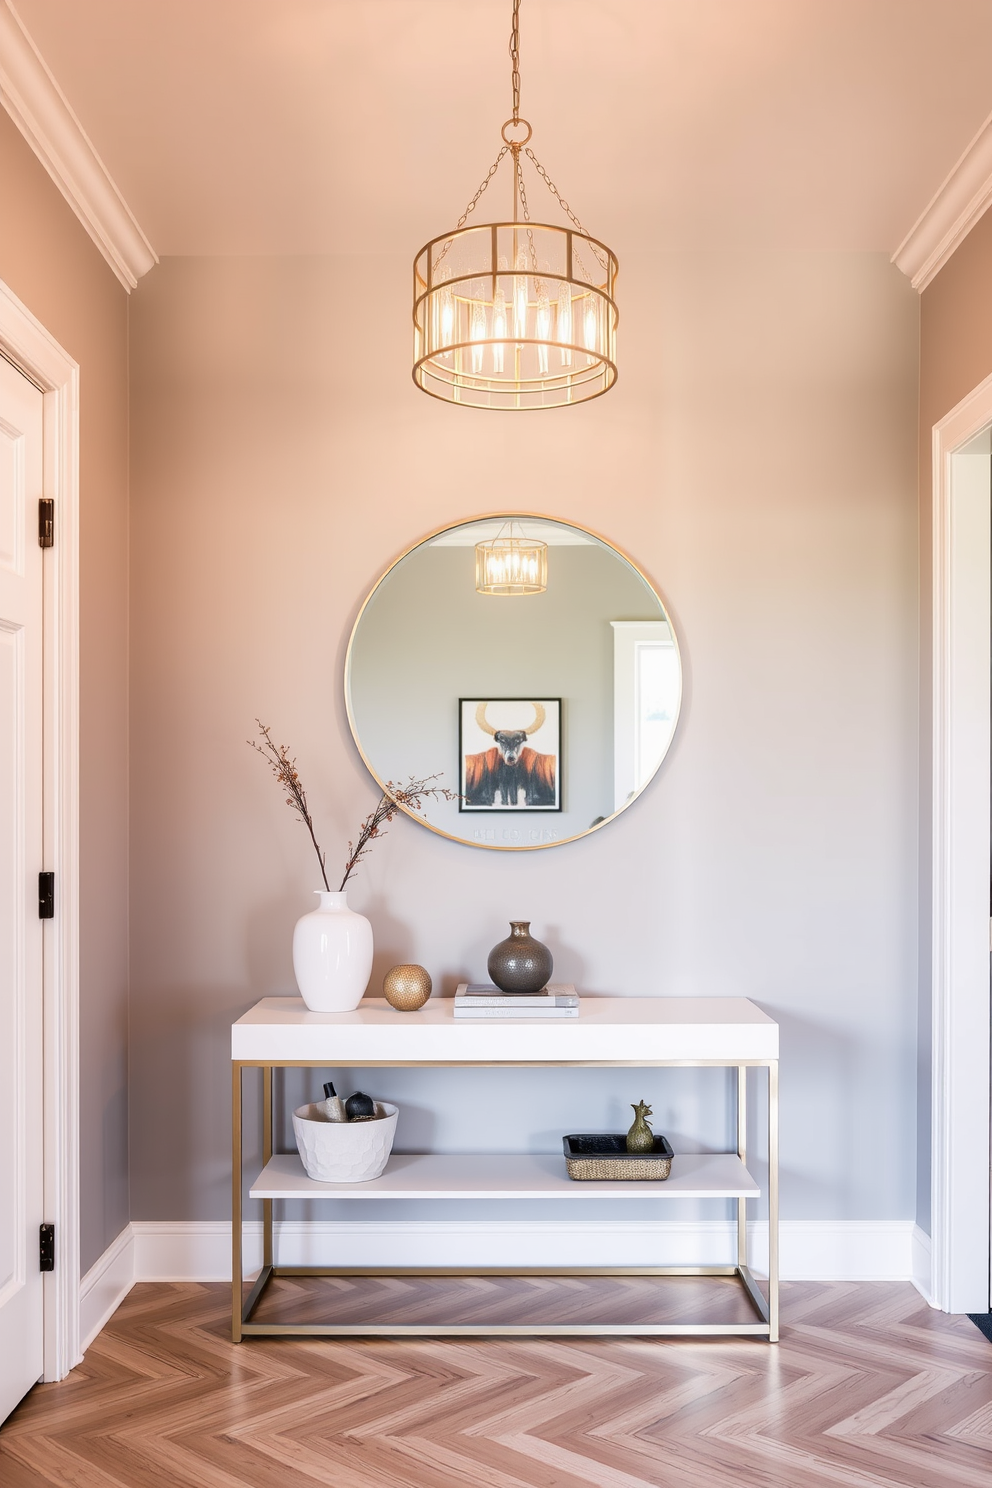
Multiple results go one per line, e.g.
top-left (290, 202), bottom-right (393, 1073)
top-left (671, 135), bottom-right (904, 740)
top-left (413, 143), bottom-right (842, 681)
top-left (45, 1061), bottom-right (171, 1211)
top-left (250, 720), bottom-right (456, 891)
top-left (338, 774), bottom-right (456, 889)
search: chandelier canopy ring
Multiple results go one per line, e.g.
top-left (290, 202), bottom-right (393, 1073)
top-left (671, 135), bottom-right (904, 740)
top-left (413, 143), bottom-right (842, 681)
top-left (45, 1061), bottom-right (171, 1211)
top-left (500, 117), bottom-right (533, 148)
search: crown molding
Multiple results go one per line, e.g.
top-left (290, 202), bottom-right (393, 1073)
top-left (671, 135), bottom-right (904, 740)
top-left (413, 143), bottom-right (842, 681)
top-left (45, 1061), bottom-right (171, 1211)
top-left (893, 107), bottom-right (992, 293)
top-left (0, 1), bottom-right (156, 291)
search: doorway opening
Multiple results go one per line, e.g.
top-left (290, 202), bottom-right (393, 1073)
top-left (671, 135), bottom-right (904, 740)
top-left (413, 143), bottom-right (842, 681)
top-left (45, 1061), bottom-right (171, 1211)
top-left (930, 383), bottom-right (992, 1313)
top-left (0, 278), bottom-right (80, 1396)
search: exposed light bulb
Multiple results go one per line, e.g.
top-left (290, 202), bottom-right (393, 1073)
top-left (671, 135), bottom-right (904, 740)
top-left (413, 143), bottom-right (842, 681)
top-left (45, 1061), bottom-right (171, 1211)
top-left (492, 284), bottom-right (507, 373)
top-left (557, 284), bottom-right (572, 367)
top-left (513, 249), bottom-right (528, 341)
top-left (470, 300), bottom-right (487, 374)
top-left (440, 284), bottom-right (455, 349)
top-left (583, 298), bottom-right (597, 354)
top-left (536, 288), bottom-right (550, 374)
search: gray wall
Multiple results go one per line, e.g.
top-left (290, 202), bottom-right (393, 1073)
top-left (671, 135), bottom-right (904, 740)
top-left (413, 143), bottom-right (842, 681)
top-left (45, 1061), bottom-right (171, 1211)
top-left (349, 543), bottom-right (664, 843)
top-left (128, 249), bottom-right (919, 1227)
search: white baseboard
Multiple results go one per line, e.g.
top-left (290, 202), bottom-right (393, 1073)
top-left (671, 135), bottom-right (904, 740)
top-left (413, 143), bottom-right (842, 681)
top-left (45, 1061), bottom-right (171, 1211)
top-left (126, 1218), bottom-right (921, 1285)
top-left (79, 1225), bottom-right (135, 1352)
top-left (78, 1218), bottom-right (929, 1351)
top-left (778, 1221), bottom-right (919, 1282)
top-left (911, 1223), bottom-right (934, 1304)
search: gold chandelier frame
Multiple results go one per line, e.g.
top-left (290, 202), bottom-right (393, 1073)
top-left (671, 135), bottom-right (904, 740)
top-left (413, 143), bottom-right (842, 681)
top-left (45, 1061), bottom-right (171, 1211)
top-left (413, 221), bottom-right (618, 411)
top-left (411, 0), bottom-right (619, 411)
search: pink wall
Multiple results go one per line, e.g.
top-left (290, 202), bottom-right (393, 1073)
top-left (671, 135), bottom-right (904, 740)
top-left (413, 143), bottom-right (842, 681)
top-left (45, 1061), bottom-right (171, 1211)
top-left (128, 251), bottom-right (920, 1226)
top-left (920, 208), bottom-right (992, 434)
top-left (0, 109), bottom-right (130, 1272)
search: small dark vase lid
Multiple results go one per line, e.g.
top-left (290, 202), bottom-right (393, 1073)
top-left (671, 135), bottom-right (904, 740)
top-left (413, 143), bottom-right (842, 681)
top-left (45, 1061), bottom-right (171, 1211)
top-left (487, 920), bottom-right (554, 994)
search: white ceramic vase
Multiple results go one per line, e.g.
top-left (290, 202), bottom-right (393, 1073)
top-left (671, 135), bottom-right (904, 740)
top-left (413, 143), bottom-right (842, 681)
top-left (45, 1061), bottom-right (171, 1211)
top-left (292, 889), bottom-right (373, 1011)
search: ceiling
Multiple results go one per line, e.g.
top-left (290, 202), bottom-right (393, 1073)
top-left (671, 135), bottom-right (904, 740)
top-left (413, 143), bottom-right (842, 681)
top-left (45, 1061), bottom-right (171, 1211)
top-left (12, 0), bottom-right (992, 259)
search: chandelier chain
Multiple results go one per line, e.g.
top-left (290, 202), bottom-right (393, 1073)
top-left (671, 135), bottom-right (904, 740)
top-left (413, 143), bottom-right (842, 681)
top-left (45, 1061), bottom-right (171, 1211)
top-left (515, 152), bottom-right (531, 223)
top-left (514, 152), bottom-right (540, 272)
top-left (434, 145), bottom-right (511, 272)
top-left (510, 0), bottom-right (521, 124)
top-left (456, 145), bottom-right (510, 231)
top-left (525, 146), bottom-right (608, 271)
top-left (524, 147), bottom-right (585, 236)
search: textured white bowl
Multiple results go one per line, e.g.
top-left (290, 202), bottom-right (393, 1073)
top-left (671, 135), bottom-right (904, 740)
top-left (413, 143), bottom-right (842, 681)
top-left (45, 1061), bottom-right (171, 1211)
top-left (292, 1101), bottom-right (398, 1183)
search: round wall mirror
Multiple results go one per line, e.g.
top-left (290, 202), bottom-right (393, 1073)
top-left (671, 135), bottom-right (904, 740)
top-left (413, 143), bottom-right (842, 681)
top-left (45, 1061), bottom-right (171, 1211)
top-left (345, 515), bottom-right (682, 850)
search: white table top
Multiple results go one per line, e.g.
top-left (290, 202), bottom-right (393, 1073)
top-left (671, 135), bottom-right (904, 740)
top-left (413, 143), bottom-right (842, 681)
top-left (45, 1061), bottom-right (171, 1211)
top-left (232, 996), bottom-right (778, 1063)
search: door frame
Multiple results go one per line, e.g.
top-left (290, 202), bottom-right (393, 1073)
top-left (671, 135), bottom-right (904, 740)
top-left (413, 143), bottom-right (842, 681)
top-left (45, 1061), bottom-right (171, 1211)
top-left (0, 278), bottom-right (79, 1379)
top-left (931, 372), bottom-right (992, 1314)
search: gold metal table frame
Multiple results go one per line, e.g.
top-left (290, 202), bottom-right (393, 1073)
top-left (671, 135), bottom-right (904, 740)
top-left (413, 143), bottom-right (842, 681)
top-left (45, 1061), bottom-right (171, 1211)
top-left (232, 1056), bottom-right (779, 1342)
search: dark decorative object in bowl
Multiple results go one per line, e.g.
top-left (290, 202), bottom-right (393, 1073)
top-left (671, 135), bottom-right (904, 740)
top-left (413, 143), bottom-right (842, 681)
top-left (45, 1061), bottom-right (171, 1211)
top-left (487, 920), bottom-right (553, 993)
top-left (563, 1133), bottom-right (674, 1181)
top-left (344, 1091), bottom-right (376, 1121)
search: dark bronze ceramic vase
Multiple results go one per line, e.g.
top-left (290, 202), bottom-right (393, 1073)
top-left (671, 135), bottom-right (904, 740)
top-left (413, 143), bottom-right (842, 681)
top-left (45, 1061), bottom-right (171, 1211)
top-left (487, 921), bottom-right (553, 994)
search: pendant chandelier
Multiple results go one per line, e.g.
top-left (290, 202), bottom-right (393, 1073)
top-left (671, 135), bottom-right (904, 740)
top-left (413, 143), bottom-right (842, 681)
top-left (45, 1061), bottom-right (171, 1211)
top-left (475, 520), bottom-right (548, 596)
top-left (413, 0), bottom-right (618, 411)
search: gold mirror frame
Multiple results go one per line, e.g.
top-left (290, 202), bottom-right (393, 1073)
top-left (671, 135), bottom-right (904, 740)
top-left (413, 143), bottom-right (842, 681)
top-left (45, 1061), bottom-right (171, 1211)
top-left (344, 513), bottom-right (682, 852)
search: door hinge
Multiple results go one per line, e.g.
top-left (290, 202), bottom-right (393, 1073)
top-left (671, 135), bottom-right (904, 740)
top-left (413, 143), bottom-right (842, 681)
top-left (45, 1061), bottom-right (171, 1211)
top-left (39, 1223), bottom-right (54, 1272)
top-left (38, 497), bottom-right (54, 549)
top-left (38, 871), bottom-right (54, 919)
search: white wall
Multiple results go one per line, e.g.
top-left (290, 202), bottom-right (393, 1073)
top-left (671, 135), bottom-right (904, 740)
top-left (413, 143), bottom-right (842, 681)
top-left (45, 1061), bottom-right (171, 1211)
top-left (128, 249), bottom-right (919, 1228)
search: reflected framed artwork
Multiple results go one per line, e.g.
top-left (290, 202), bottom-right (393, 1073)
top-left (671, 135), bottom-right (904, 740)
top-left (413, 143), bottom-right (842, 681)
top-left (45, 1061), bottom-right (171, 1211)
top-left (459, 698), bottom-right (562, 812)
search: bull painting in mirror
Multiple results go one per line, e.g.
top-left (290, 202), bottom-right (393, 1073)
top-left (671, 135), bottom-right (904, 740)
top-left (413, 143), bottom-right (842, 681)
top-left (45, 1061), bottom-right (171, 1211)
top-left (459, 699), bottom-right (561, 812)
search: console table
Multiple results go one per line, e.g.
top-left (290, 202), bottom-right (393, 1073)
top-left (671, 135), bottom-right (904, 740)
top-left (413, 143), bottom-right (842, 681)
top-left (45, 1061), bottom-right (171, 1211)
top-left (231, 996), bottom-right (779, 1340)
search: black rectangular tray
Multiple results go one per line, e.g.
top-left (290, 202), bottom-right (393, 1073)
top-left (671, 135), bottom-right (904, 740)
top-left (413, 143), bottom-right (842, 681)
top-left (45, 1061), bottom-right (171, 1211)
top-left (562, 1132), bottom-right (675, 1180)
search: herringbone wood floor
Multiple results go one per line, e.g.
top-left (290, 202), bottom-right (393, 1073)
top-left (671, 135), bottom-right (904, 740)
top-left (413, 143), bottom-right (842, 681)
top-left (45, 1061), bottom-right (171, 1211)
top-left (1, 1280), bottom-right (991, 1486)
top-left (250, 1271), bottom-right (763, 1327)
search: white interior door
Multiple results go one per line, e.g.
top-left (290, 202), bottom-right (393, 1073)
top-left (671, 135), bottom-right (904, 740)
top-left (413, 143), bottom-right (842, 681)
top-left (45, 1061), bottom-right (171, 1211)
top-left (0, 352), bottom-right (45, 1421)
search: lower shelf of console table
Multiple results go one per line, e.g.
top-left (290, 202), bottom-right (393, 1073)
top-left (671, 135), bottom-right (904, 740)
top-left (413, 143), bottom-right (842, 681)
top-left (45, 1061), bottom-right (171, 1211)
top-left (249, 1151), bottom-right (760, 1201)
top-left (232, 995), bottom-right (780, 1341)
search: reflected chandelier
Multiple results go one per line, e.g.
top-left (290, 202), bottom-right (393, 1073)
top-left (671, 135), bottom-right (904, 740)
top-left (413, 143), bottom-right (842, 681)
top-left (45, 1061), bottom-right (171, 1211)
top-left (475, 520), bottom-right (548, 596)
top-left (412, 0), bottom-right (618, 411)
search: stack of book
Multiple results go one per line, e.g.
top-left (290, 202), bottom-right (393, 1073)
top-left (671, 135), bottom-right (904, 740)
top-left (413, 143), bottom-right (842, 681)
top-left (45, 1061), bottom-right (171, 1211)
top-left (453, 983), bottom-right (579, 1018)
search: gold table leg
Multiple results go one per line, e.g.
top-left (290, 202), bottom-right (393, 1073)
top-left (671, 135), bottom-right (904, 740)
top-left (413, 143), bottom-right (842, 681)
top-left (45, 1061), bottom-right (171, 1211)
top-left (737, 1064), bottom-right (748, 1270)
top-left (262, 1066), bottom-right (273, 1271)
top-left (231, 1061), bottom-right (242, 1343)
top-left (768, 1059), bottom-right (779, 1342)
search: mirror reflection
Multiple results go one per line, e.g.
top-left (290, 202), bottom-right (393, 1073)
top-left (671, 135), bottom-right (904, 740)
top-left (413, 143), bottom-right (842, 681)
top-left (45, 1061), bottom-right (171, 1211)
top-left (345, 516), bottom-right (681, 850)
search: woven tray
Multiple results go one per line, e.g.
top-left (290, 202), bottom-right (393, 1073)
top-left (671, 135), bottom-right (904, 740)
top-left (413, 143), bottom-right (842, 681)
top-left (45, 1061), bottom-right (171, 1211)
top-left (562, 1133), bottom-right (674, 1181)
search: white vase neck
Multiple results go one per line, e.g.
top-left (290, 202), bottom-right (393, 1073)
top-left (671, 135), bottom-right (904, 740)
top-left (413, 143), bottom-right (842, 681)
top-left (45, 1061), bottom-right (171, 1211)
top-left (314, 890), bottom-right (349, 910)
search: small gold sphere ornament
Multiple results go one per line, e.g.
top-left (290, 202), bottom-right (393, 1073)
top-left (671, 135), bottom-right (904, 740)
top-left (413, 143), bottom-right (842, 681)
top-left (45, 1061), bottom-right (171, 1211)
top-left (383, 964), bottom-right (432, 1011)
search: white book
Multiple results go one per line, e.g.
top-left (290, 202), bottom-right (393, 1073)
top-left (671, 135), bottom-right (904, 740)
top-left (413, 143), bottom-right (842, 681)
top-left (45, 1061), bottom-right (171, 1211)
top-left (453, 1005), bottom-right (580, 1019)
top-left (454, 982), bottom-right (578, 1008)
top-left (454, 996), bottom-right (580, 1009)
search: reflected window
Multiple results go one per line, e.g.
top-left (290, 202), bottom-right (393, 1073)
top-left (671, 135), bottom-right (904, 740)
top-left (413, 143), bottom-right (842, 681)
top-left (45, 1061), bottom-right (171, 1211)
top-left (611, 622), bottom-right (679, 811)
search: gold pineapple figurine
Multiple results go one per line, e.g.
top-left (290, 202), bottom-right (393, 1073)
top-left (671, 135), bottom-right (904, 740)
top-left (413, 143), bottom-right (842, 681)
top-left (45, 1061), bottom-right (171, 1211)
top-left (626, 1099), bottom-right (655, 1153)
